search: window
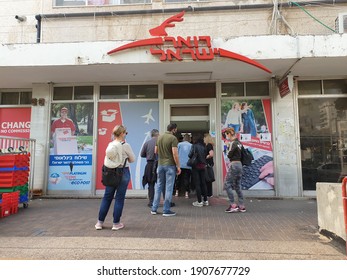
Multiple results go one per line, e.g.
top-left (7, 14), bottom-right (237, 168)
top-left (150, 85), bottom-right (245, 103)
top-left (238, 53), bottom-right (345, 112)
top-left (129, 85), bottom-right (158, 99)
top-left (299, 97), bottom-right (347, 190)
top-left (0, 91), bottom-right (32, 105)
top-left (165, 0), bottom-right (207, 3)
top-left (221, 82), bottom-right (269, 97)
top-left (100, 86), bottom-right (128, 99)
top-left (298, 80), bottom-right (322, 95)
top-left (53, 86), bottom-right (93, 100)
top-left (323, 79), bottom-right (347, 95)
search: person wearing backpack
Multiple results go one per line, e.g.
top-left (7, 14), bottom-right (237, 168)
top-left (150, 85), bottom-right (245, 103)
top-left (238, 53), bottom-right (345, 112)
top-left (224, 127), bottom-right (246, 213)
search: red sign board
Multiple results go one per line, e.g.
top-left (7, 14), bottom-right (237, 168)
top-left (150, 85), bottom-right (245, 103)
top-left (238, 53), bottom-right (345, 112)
top-left (0, 108), bottom-right (31, 138)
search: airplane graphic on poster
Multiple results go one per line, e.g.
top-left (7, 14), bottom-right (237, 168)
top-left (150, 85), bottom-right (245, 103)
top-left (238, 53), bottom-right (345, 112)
top-left (141, 109), bottom-right (155, 124)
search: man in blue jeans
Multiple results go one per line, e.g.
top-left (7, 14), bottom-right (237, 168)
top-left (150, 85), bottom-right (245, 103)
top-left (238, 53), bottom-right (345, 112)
top-left (151, 123), bottom-right (181, 216)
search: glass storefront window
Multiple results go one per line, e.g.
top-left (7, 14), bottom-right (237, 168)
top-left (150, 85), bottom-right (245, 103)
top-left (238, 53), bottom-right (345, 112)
top-left (221, 83), bottom-right (244, 97)
top-left (100, 86), bottom-right (128, 99)
top-left (246, 82), bottom-right (269, 96)
top-left (20, 92), bottom-right (32, 105)
top-left (323, 79), bottom-right (347, 95)
top-left (299, 97), bottom-right (347, 190)
top-left (298, 80), bottom-right (322, 95)
top-left (129, 85), bottom-right (158, 99)
top-left (53, 87), bottom-right (73, 100)
top-left (1, 92), bottom-right (19, 105)
top-left (74, 86), bottom-right (93, 100)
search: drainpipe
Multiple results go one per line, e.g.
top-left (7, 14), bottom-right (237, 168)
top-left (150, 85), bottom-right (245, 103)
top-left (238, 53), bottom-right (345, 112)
top-left (35, 0), bottom-right (347, 43)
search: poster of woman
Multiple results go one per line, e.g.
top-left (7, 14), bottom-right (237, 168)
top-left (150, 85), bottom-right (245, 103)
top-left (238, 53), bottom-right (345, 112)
top-left (221, 99), bottom-right (274, 190)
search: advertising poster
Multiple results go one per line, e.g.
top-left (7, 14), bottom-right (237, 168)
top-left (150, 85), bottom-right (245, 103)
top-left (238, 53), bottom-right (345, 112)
top-left (221, 99), bottom-right (274, 190)
top-left (97, 102), bottom-right (159, 190)
top-left (48, 103), bottom-right (94, 191)
top-left (0, 108), bottom-right (31, 138)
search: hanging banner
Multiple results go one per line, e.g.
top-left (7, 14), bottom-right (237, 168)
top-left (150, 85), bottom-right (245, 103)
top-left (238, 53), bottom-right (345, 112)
top-left (279, 75), bottom-right (294, 98)
top-left (48, 103), bottom-right (94, 192)
top-left (96, 102), bottom-right (159, 191)
top-left (221, 99), bottom-right (274, 190)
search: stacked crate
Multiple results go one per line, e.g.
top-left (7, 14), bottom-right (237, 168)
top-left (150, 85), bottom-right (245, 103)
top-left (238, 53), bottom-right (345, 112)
top-left (0, 153), bottom-right (30, 217)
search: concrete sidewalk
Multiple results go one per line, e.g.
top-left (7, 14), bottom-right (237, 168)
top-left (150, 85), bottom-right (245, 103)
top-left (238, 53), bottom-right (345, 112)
top-left (0, 196), bottom-right (345, 260)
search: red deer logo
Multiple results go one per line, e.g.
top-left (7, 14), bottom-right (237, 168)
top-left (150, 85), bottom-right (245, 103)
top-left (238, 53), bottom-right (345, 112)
top-left (108, 11), bottom-right (271, 73)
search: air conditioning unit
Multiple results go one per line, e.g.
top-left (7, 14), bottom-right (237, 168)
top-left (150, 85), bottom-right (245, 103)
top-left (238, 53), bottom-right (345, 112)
top-left (335, 13), bottom-right (347, 33)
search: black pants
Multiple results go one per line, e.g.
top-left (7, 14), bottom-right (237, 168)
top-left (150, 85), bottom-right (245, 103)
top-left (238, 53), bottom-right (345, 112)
top-left (206, 181), bottom-right (213, 197)
top-left (175, 168), bottom-right (191, 194)
top-left (192, 168), bottom-right (207, 203)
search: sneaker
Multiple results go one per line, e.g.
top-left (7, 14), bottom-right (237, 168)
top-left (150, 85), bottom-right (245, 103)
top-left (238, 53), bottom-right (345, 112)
top-left (192, 201), bottom-right (203, 207)
top-left (185, 192), bottom-right (189, 198)
top-left (203, 200), bottom-right (209, 206)
top-left (95, 221), bottom-right (103, 230)
top-left (150, 210), bottom-right (157, 215)
top-left (112, 223), bottom-right (124, 231)
top-left (163, 210), bottom-right (176, 217)
top-left (239, 206), bottom-right (246, 213)
top-left (225, 204), bottom-right (239, 213)
top-left (175, 190), bottom-right (179, 197)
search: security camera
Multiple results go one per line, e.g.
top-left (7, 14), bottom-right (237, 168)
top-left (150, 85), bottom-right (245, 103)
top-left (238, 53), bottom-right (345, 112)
top-left (15, 15), bottom-right (26, 22)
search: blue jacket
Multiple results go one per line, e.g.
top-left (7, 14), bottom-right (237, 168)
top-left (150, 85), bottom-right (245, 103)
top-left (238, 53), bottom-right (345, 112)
top-left (178, 141), bottom-right (192, 169)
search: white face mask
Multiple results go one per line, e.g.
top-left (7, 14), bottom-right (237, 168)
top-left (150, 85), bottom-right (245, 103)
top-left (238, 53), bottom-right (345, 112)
top-left (226, 135), bottom-right (231, 140)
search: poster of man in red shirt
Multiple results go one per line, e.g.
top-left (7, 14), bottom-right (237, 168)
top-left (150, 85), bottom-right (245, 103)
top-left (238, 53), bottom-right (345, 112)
top-left (51, 107), bottom-right (76, 136)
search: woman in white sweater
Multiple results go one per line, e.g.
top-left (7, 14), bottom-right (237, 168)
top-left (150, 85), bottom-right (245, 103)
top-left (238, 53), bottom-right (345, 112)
top-left (95, 125), bottom-right (135, 231)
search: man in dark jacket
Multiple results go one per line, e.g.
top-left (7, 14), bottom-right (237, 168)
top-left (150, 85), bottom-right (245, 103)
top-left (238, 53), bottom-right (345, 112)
top-left (141, 129), bottom-right (159, 207)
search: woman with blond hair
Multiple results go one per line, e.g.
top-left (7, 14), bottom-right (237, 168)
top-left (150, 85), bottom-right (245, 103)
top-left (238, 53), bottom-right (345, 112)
top-left (204, 133), bottom-right (215, 197)
top-left (95, 125), bottom-right (135, 231)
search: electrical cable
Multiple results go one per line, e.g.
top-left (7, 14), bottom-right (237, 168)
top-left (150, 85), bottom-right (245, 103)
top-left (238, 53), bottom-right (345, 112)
top-left (290, 1), bottom-right (337, 33)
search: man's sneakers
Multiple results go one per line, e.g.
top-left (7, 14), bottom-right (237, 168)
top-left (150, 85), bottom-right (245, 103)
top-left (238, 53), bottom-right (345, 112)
top-left (162, 210), bottom-right (176, 217)
top-left (225, 204), bottom-right (246, 213)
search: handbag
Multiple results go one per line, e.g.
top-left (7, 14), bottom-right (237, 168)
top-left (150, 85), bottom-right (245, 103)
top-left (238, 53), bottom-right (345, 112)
top-left (187, 146), bottom-right (198, 168)
top-left (205, 164), bottom-right (215, 183)
top-left (101, 158), bottom-right (128, 188)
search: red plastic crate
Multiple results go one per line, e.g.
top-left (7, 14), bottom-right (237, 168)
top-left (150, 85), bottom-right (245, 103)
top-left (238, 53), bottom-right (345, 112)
top-left (0, 202), bottom-right (11, 217)
top-left (0, 154), bottom-right (30, 168)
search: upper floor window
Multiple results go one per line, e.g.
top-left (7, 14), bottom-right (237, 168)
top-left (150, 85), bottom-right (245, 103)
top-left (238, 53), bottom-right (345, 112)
top-left (0, 91), bottom-right (32, 105)
top-left (221, 82), bottom-right (269, 97)
top-left (54, 0), bottom-right (151, 6)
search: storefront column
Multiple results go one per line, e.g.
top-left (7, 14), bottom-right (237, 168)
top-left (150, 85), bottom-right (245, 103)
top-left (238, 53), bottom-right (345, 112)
top-left (272, 80), bottom-right (301, 197)
top-left (30, 83), bottom-right (51, 195)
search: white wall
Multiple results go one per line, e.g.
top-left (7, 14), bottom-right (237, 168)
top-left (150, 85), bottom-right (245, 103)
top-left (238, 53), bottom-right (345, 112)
top-left (317, 182), bottom-right (346, 241)
top-left (1, 1), bottom-right (347, 44)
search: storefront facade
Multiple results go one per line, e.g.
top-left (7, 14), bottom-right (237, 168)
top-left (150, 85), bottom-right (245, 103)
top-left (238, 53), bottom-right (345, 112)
top-left (1, 1), bottom-right (347, 198)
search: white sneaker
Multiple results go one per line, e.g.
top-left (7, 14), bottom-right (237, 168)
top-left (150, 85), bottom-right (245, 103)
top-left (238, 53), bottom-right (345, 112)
top-left (95, 221), bottom-right (103, 230)
top-left (192, 201), bottom-right (203, 207)
top-left (203, 200), bottom-right (209, 206)
top-left (112, 223), bottom-right (124, 231)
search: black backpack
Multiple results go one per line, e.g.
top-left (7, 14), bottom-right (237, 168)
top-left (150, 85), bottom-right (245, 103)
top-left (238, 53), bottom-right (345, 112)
top-left (240, 144), bottom-right (254, 166)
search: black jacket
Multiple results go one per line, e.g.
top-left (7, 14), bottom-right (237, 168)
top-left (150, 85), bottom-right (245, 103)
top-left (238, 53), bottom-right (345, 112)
top-left (189, 143), bottom-right (207, 166)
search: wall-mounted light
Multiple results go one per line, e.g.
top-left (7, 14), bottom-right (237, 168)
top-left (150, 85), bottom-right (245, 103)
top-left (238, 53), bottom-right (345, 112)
top-left (31, 98), bottom-right (38, 106)
top-left (38, 98), bottom-right (45, 106)
top-left (15, 15), bottom-right (26, 22)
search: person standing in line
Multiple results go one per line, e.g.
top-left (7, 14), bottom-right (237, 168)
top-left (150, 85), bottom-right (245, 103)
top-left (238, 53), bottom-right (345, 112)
top-left (190, 134), bottom-right (208, 207)
top-left (151, 123), bottom-right (181, 217)
top-left (95, 125), bottom-right (136, 230)
top-left (141, 129), bottom-right (159, 207)
top-left (204, 133), bottom-right (215, 197)
top-left (176, 133), bottom-right (192, 198)
top-left (223, 127), bottom-right (246, 213)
